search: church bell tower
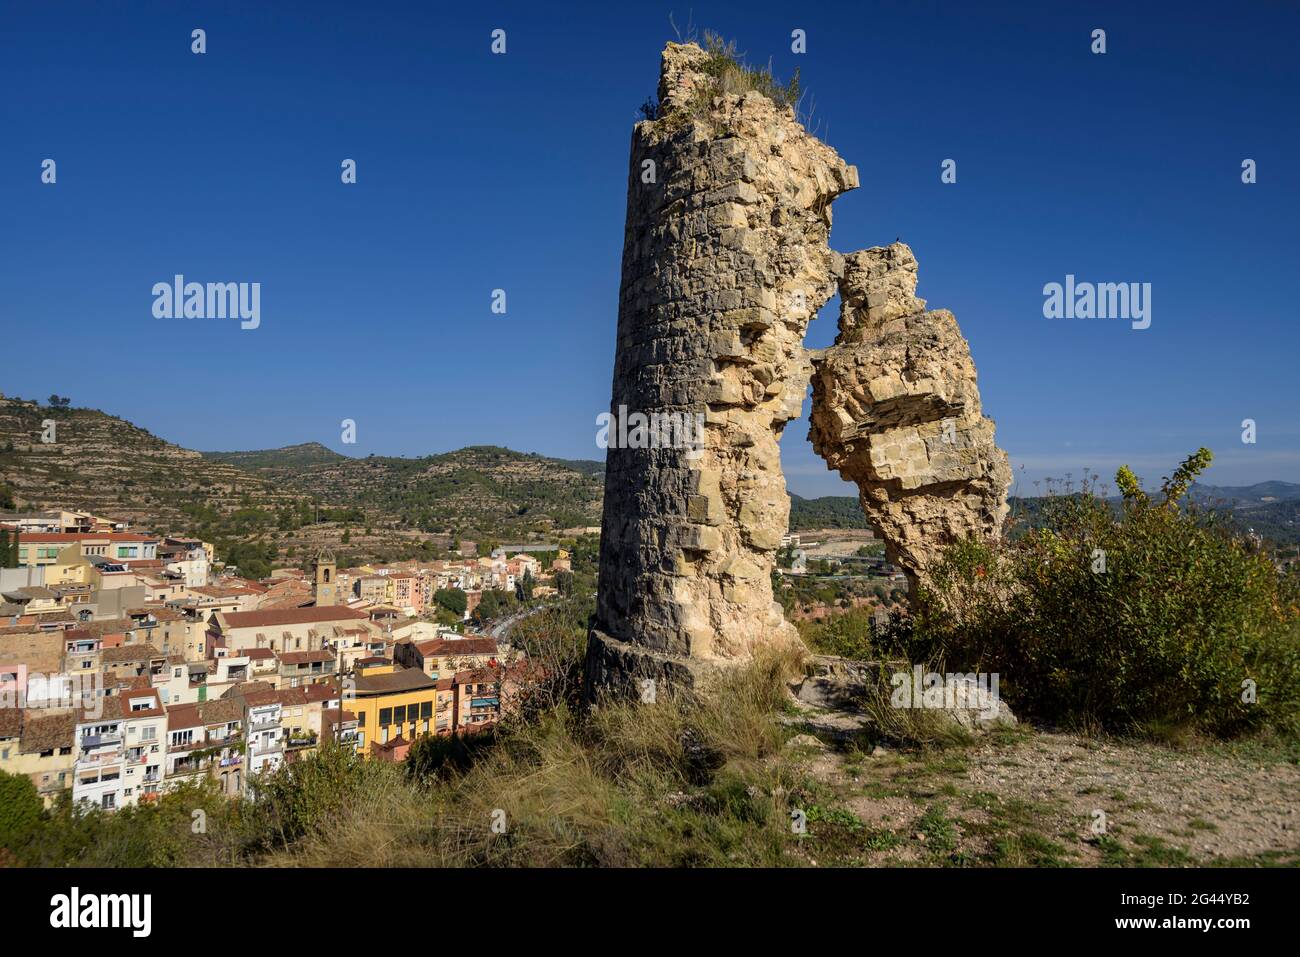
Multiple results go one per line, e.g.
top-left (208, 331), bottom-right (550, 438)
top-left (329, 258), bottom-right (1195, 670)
top-left (313, 547), bottom-right (339, 607)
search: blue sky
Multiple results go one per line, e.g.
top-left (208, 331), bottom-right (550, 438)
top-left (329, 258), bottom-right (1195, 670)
top-left (2, 0), bottom-right (1297, 497)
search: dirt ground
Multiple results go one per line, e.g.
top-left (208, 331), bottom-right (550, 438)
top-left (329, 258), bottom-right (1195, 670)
top-left (785, 725), bottom-right (1300, 867)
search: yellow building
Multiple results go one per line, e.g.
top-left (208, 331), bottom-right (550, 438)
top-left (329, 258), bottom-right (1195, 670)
top-left (0, 710), bottom-right (77, 806)
top-left (344, 664), bottom-right (445, 755)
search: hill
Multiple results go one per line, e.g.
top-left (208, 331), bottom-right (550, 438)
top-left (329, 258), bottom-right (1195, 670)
top-left (0, 396), bottom-right (607, 566)
top-left (203, 443), bottom-right (607, 541)
top-left (788, 494), bottom-right (869, 530)
top-left (6, 394), bottom-right (1297, 561)
top-left (201, 442), bottom-right (348, 470)
top-left (0, 395), bottom-right (299, 533)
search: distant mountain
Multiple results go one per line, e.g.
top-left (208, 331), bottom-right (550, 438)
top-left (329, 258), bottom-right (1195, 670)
top-left (202, 442), bottom-right (348, 470)
top-left (788, 494), bottom-right (868, 530)
top-left (1188, 481), bottom-right (1300, 504)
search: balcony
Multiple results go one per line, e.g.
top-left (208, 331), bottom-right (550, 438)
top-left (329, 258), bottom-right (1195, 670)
top-left (249, 740), bottom-right (283, 757)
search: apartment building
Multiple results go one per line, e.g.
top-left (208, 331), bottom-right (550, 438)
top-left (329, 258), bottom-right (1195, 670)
top-left (453, 668), bottom-right (501, 730)
top-left (164, 699), bottom-right (245, 797)
top-left (344, 663), bottom-right (445, 756)
top-left (73, 688), bottom-right (166, 810)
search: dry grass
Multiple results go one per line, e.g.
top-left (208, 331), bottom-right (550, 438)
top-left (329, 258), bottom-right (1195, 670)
top-left (268, 646), bottom-right (806, 867)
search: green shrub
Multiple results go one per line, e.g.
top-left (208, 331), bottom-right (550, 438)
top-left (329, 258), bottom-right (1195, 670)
top-left (696, 31), bottom-right (801, 111)
top-left (799, 606), bottom-right (875, 660)
top-left (248, 741), bottom-right (397, 850)
top-left (914, 449), bottom-right (1300, 738)
top-left (649, 32), bottom-right (803, 123)
top-left (0, 769), bottom-right (42, 852)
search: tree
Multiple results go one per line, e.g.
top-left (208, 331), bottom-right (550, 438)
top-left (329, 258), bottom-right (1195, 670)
top-left (434, 587), bottom-right (467, 617)
top-left (516, 567), bottom-right (535, 601)
top-left (0, 769), bottom-right (43, 853)
top-left (554, 569), bottom-right (574, 597)
top-left (474, 588), bottom-right (516, 623)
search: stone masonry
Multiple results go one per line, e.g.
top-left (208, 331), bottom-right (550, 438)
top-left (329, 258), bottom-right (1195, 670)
top-left (587, 42), bottom-right (1007, 694)
top-left (807, 244), bottom-right (1010, 591)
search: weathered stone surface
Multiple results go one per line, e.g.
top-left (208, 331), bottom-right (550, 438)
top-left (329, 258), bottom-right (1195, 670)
top-left (587, 42), bottom-right (857, 694)
top-left (808, 244), bottom-right (1011, 591)
top-left (587, 44), bottom-right (1008, 696)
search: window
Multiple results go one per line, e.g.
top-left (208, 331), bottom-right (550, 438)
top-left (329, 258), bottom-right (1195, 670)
top-left (378, 708), bottom-right (391, 727)
top-left (420, 701), bottom-right (432, 719)
top-left (394, 705), bottom-right (406, 725)
top-left (142, 727), bottom-right (156, 741)
top-left (357, 711), bottom-right (366, 727)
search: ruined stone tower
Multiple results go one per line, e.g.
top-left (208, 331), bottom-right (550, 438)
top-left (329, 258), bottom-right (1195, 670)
top-left (586, 42), bottom-right (1007, 694)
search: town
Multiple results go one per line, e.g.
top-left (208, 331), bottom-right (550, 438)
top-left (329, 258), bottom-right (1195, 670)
top-left (0, 506), bottom-right (571, 809)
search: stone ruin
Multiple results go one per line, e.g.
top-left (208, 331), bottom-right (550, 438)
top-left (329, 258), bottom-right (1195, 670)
top-left (807, 243), bottom-right (1011, 594)
top-left (585, 42), bottom-right (1009, 695)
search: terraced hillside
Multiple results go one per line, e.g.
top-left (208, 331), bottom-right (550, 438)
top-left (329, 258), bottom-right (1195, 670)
top-left (203, 444), bottom-right (606, 539)
top-left (0, 396), bottom-right (299, 532)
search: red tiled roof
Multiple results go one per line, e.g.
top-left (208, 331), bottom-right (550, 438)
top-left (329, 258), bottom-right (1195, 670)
top-left (278, 649), bottom-right (335, 665)
top-left (413, 637), bottom-right (497, 658)
top-left (219, 606), bottom-right (368, 629)
top-left (166, 703), bottom-right (204, 730)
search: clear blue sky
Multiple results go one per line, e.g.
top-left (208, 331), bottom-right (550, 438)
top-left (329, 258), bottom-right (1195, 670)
top-left (3, 1), bottom-right (1297, 496)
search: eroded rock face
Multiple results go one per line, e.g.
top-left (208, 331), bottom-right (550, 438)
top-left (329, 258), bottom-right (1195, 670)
top-left (808, 244), bottom-right (1011, 591)
top-left (587, 42), bottom-right (858, 692)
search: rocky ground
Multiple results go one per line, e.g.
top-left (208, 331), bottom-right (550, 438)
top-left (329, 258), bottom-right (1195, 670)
top-left (783, 716), bottom-right (1300, 868)
top-left (778, 658), bottom-right (1300, 867)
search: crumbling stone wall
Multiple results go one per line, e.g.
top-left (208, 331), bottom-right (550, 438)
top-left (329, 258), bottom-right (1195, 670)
top-left (808, 244), bottom-right (1010, 591)
top-left (587, 43), bottom-right (1007, 694)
